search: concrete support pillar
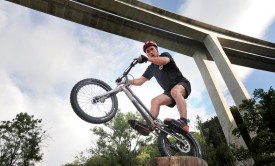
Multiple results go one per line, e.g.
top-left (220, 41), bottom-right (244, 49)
top-left (203, 34), bottom-right (257, 140)
top-left (193, 50), bottom-right (247, 148)
top-left (203, 34), bottom-right (251, 107)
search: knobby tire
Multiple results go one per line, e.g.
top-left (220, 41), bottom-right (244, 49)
top-left (157, 130), bottom-right (202, 158)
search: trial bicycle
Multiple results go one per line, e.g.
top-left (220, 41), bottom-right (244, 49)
top-left (70, 57), bottom-right (202, 158)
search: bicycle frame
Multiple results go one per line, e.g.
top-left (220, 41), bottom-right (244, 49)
top-left (96, 59), bottom-right (157, 127)
top-left (95, 60), bottom-right (182, 136)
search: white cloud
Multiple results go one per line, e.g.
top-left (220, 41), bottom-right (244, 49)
top-left (178, 0), bottom-right (252, 30)
top-left (232, 0), bottom-right (275, 37)
top-left (0, 8), bottom-right (6, 31)
top-left (0, 70), bottom-right (28, 118)
top-left (178, 0), bottom-right (275, 36)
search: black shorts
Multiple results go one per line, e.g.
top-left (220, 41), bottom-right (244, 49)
top-left (164, 80), bottom-right (191, 108)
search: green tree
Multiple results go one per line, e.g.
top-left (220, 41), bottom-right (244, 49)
top-left (196, 116), bottom-right (235, 165)
top-left (231, 87), bottom-right (275, 165)
top-left (0, 112), bottom-right (47, 166)
top-left (65, 111), bottom-right (159, 166)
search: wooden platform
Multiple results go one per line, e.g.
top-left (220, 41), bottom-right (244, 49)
top-left (147, 156), bottom-right (208, 166)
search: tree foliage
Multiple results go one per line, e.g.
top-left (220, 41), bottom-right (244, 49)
top-left (196, 116), bottom-right (235, 166)
top-left (231, 87), bottom-right (275, 165)
top-left (0, 112), bottom-right (46, 166)
top-left (65, 111), bottom-right (159, 166)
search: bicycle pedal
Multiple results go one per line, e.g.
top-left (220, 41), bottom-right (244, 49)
top-left (164, 118), bottom-right (188, 133)
top-left (128, 119), bottom-right (151, 136)
top-left (164, 118), bottom-right (179, 126)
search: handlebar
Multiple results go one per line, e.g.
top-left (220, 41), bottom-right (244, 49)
top-left (115, 59), bottom-right (139, 83)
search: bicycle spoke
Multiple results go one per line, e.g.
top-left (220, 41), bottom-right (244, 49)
top-left (76, 84), bottom-right (113, 118)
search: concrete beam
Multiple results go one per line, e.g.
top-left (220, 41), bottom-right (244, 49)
top-left (77, 0), bottom-right (208, 41)
top-left (5, 0), bottom-right (275, 72)
top-left (218, 37), bottom-right (275, 60)
top-left (224, 47), bottom-right (275, 72)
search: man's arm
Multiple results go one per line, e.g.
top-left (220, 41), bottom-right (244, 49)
top-left (129, 76), bottom-right (148, 86)
top-left (148, 56), bottom-right (170, 65)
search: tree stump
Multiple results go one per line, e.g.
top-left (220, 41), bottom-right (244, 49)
top-left (147, 156), bottom-right (208, 166)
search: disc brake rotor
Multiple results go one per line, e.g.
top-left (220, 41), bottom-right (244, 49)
top-left (92, 96), bottom-right (106, 104)
top-left (176, 138), bottom-right (191, 153)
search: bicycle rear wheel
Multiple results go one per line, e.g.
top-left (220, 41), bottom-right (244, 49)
top-left (158, 130), bottom-right (202, 158)
top-left (70, 78), bottom-right (118, 124)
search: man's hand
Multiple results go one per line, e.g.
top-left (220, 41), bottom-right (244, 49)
top-left (136, 54), bottom-right (148, 63)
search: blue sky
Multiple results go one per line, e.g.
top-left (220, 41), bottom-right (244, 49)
top-left (0, 0), bottom-right (275, 165)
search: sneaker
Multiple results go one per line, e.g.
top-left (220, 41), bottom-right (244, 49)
top-left (128, 119), bottom-right (153, 136)
top-left (177, 119), bottom-right (189, 132)
top-left (164, 118), bottom-right (189, 132)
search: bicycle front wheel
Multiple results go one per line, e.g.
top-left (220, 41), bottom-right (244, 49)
top-left (158, 130), bottom-right (202, 158)
top-left (70, 78), bottom-right (118, 124)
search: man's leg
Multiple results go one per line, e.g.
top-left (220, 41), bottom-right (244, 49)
top-left (150, 94), bottom-right (172, 118)
top-left (131, 94), bottom-right (171, 135)
top-left (170, 85), bottom-right (187, 118)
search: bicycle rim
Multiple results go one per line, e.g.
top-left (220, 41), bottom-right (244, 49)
top-left (70, 78), bottom-right (118, 124)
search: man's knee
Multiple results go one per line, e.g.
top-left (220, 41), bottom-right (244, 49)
top-left (151, 95), bottom-right (171, 106)
top-left (171, 86), bottom-right (186, 99)
top-left (151, 97), bottom-right (160, 106)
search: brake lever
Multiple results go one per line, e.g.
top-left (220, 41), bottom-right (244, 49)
top-left (115, 78), bottom-right (121, 83)
top-left (132, 59), bottom-right (138, 66)
top-left (116, 59), bottom-right (138, 84)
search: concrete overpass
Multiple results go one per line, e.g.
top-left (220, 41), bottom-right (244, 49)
top-left (5, 0), bottom-right (275, 152)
